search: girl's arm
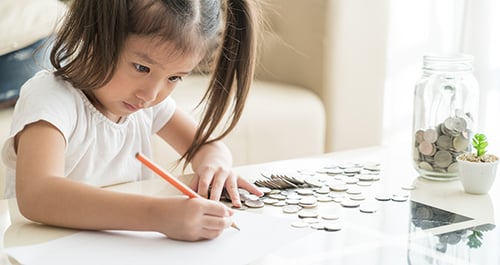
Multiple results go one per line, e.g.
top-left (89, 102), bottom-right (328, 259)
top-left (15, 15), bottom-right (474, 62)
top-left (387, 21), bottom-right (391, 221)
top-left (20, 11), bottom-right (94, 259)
top-left (15, 120), bottom-right (232, 241)
top-left (156, 107), bottom-right (263, 207)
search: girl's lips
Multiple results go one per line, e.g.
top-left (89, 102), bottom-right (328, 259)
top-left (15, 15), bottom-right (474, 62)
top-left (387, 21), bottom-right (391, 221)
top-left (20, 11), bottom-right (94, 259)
top-left (123, 102), bottom-right (139, 111)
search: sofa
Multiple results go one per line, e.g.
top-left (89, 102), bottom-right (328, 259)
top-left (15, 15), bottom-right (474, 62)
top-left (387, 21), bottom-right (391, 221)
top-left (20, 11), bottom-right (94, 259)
top-left (1, 0), bottom-right (389, 192)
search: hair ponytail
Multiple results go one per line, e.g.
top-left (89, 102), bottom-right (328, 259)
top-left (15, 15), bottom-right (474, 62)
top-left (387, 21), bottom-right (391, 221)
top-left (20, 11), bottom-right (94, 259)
top-left (182, 0), bottom-right (260, 166)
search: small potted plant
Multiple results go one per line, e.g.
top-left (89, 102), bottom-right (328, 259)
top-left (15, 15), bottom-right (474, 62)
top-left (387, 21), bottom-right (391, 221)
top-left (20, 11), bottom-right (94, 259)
top-left (457, 133), bottom-right (499, 194)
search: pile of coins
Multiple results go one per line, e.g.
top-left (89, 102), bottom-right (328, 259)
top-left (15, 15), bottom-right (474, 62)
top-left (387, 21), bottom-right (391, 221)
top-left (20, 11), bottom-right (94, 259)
top-left (225, 162), bottom-right (416, 232)
top-left (413, 116), bottom-right (472, 176)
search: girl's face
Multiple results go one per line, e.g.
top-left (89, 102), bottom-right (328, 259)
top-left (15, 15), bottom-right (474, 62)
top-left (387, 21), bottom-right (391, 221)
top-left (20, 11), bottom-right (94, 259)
top-left (90, 35), bottom-right (203, 122)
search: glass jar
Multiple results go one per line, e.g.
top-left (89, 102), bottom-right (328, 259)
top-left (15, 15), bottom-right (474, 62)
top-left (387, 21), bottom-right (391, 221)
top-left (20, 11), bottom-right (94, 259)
top-left (412, 54), bottom-right (479, 180)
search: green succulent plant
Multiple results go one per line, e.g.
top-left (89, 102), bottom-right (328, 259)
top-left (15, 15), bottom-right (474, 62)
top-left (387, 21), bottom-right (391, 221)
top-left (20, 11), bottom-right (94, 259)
top-left (472, 133), bottom-right (488, 157)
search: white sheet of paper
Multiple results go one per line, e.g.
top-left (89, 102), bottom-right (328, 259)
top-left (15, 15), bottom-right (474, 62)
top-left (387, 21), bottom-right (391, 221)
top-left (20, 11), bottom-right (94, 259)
top-left (5, 211), bottom-right (310, 265)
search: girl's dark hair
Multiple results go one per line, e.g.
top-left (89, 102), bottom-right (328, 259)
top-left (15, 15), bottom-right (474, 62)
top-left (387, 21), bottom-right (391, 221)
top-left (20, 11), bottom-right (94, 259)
top-left (51, 0), bottom-right (260, 167)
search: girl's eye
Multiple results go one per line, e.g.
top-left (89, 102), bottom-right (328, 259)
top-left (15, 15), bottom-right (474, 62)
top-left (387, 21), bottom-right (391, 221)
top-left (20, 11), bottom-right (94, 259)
top-left (168, 76), bottom-right (183, 83)
top-left (133, 63), bottom-right (150, 73)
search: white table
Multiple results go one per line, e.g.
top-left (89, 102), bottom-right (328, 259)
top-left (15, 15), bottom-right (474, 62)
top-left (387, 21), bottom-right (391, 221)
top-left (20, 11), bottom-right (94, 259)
top-left (1, 146), bottom-right (499, 264)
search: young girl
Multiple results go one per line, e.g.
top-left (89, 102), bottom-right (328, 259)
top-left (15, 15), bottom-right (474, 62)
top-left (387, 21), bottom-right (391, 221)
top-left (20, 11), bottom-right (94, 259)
top-left (1, 0), bottom-right (263, 241)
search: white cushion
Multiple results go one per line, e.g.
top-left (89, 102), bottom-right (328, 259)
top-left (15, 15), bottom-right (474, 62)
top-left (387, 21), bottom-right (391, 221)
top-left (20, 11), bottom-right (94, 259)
top-left (0, 0), bottom-right (67, 55)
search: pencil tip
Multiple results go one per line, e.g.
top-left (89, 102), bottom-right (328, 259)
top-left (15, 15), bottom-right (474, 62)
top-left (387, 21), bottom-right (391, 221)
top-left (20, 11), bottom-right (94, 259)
top-left (231, 223), bottom-right (240, 231)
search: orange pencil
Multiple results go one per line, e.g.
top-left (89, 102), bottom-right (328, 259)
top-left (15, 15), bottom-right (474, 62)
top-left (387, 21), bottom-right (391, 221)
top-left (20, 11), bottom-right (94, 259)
top-left (135, 152), bottom-right (240, 231)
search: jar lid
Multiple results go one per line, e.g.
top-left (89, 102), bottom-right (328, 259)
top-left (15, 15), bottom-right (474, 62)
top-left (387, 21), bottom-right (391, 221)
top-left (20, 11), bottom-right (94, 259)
top-left (423, 54), bottom-right (474, 73)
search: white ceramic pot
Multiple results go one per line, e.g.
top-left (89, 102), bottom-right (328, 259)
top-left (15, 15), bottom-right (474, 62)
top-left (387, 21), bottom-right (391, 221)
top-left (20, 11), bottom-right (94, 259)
top-left (457, 158), bottom-right (499, 194)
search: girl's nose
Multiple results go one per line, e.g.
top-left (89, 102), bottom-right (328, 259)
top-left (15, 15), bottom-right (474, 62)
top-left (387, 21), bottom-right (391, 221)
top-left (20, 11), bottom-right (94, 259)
top-left (135, 83), bottom-right (162, 104)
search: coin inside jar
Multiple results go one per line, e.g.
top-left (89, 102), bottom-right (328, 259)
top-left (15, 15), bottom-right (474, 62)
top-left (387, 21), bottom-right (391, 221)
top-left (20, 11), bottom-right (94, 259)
top-left (418, 141), bottom-right (436, 156)
top-left (434, 150), bottom-right (453, 168)
top-left (423, 128), bottom-right (438, 143)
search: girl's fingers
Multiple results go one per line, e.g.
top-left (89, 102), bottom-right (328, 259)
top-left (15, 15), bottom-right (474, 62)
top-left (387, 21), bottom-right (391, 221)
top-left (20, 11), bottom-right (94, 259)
top-left (208, 172), bottom-right (226, 202)
top-left (224, 174), bottom-right (241, 207)
top-left (237, 177), bottom-right (264, 197)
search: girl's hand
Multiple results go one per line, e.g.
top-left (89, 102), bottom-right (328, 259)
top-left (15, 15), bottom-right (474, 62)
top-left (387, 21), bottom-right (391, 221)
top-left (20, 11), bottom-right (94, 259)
top-left (189, 166), bottom-right (263, 208)
top-left (153, 197), bottom-right (233, 241)
top-left (189, 142), bottom-right (263, 208)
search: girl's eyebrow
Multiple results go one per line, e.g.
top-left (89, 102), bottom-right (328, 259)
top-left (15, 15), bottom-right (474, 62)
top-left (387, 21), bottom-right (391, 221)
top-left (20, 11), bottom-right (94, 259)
top-left (133, 51), bottom-right (165, 70)
top-left (132, 51), bottom-right (192, 75)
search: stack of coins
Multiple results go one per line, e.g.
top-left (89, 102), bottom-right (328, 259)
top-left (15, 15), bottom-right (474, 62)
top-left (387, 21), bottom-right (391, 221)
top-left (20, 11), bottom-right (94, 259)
top-left (413, 116), bottom-right (471, 176)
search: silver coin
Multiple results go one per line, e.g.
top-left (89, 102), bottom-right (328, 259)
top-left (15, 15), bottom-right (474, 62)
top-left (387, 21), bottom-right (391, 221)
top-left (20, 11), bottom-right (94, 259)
top-left (374, 194), bottom-right (391, 201)
top-left (256, 187), bottom-right (271, 195)
top-left (244, 199), bottom-right (264, 208)
top-left (447, 162), bottom-right (459, 173)
top-left (269, 193), bottom-right (287, 200)
top-left (357, 181), bottom-right (372, 187)
top-left (434, 150), bottom-right (453, 168)
top-left (393, 191), bottom-right (410, 197)
top-left (326, 168), bottom-right (343, 175)
top-left (323, 163), bottom-right (339, 169)
top-left (329, 184), bottom-right (349, 192)
top-left (341, 199), bottom-right (360, 208)
top-left (316, 168), bottom-right (328, 174)
top-left (332, 197), bottom-right (345, 203)
top-left (350, 194), bottom-right (365, 201)
top-left (391, 195), bottom-right (408, 202)
top-left (283, 205), bottom-right (302, 214)
top-left (418, 161), bottom-right (433, 171)
top-left (329, 193), bottom-right (345, 201)
top-left (299, 196), bottom-right (317, 205)
top-left (285, 198), bottom-right (300, 205)
top-left (363, 162), bottom-right (381, 171)
top-left (324, 221), bottom-right (342, 231)
top-left (343, 167), bottom-right (362, 174)
top-left (299, 202), bottom-right (318, 208)
top-left (339, 163), bottom-right (357, 169)
top-left (316, 195), bottom-right (333, 202)
top-left (298, 210), bottom-right (319, 219)
top-left (423, 128), bottom-right (438, 143)
top-left (346, 187), bottom-right (362, 195)
top-left (344, 177), bottom-right (359, 184)
top-left (360, 202), bottom-right (378, 213)
top-left (444, 116), bottom-right (467, 133)
top-left (436, 135), bottom-right (452, 149)
top-left (272, 201), bottom-right (287, 207)
top-left (452, 135), bottom-right (469, 152)
top-left (401, 184), bottom-right (416, 191)
top-left (415, 129), bottom-right (425, 144)
top-left (357, 174), bottom-right (373, 181)
top-left (418, 141), bottom-right (436, 156)
top-left (321, 212), bottom-right (340, 220)
top-left (315, 186), bottom-right (331, 194)
top-left (269, 189), bottom-right (281, 194)
top-left (296, 189), bottom-right (315, 196)
top-left (305, 178), bottom-right (323, 188)
top-left (285, 192), bottom-right (302, 200)
top-left (291, 221), bottom-right (309, 228)
top-left (310, 222), bottom-right (325, 230)
top-left (262, 198), bottom-right (279, 205)
top-left (237, 190), bottom-right (250, 202)
top-left (247, 194), bottom-right (260, 201)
